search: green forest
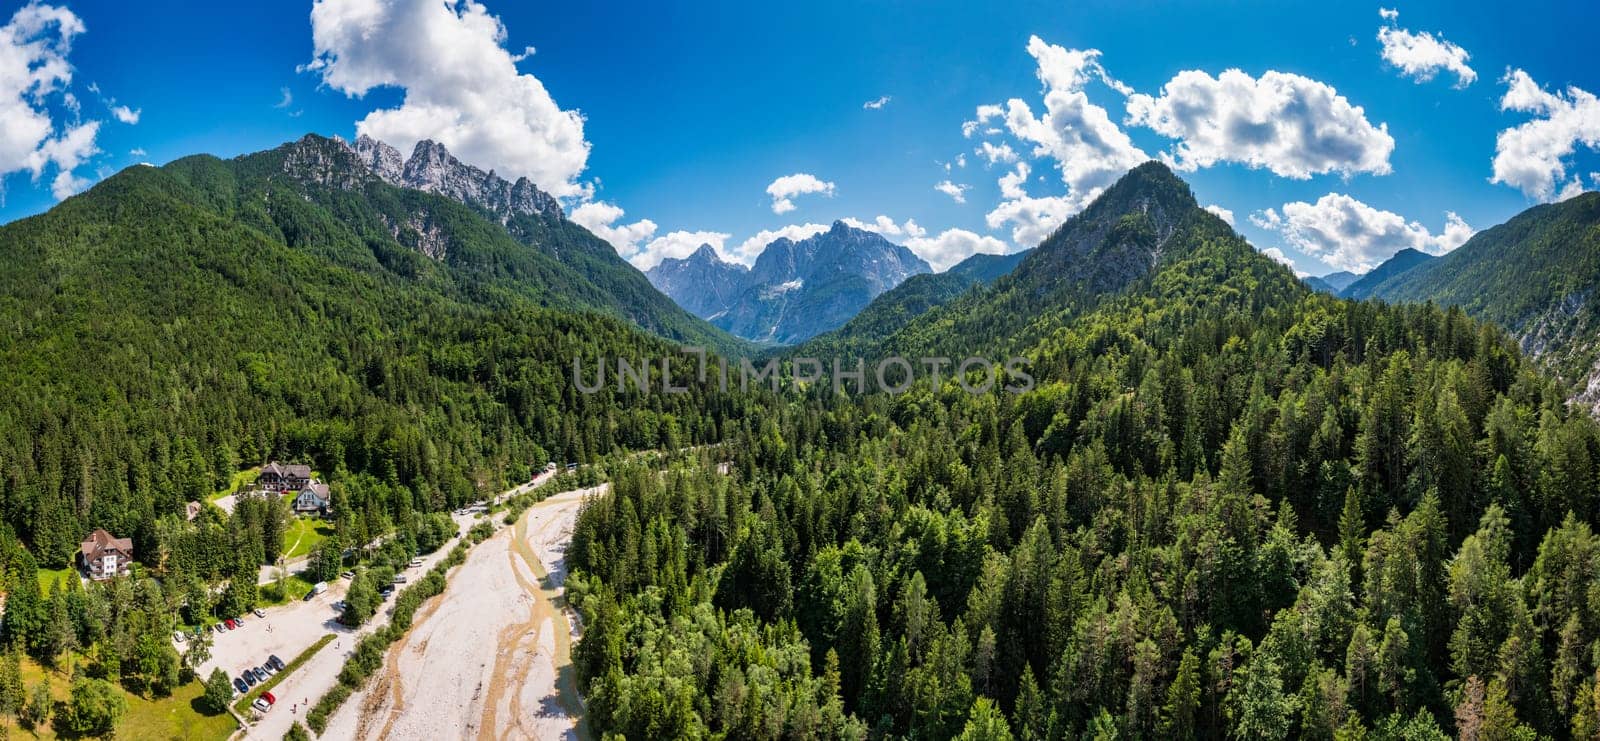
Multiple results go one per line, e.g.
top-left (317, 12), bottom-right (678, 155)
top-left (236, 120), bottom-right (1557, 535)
top-left (4, 135), bottom-right (1600, 741)
top-left (565, 168), bottom-right (1600, 739)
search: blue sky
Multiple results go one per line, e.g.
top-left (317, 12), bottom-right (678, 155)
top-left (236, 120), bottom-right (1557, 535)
top-left (2, 0), bottom-right (1598, 276)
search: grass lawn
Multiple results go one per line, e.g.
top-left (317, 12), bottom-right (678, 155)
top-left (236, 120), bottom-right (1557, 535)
top-left (233, 634), bottom-right (335, 715)
top-left (8, 656), bottom-right (238, 740)
top-left (208, 467), bottom-right (260, 503)
top-left (36, 567), bottom-right (74, 593)
top-left (258, 572), bottom-right (316, 607)
top-left (281, 517), bottom-right (334, 560)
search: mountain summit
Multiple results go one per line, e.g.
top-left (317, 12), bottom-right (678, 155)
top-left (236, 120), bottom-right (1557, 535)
top-left (648, 220), bottom-right (932, 344)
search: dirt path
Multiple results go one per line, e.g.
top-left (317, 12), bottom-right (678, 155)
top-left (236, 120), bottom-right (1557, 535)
top-left (320, 485), bottom-right (600, 740)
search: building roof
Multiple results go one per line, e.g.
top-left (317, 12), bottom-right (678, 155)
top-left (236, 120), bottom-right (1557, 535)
top-left (261, 462), bottom-right (312, 479)
top-left (80, 528), bottom-right (133, 559)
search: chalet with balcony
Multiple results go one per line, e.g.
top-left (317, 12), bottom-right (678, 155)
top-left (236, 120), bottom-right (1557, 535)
top-left (79, 529), bottom-right (133, 580)
top-left (258, 462), bottom-right (312, 492)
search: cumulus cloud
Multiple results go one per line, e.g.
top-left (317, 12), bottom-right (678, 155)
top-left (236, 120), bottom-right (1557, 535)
top-left (274, 86), bottom-right (293, 109)
top-left (304, 0), bottom-right (591, 198)
top-left (109, 104), bottom-right (139, 124)
top-left (1377, 10), bottom-right (1476, 88)
top-left (863, 95), bottom-right (891, 110)
top-left (845, 215), bottom-right (1011, 270)
top-left (934, 180), bottom-right (969, 203)
top-left (727, 223), bottom-right (831, 264)
top-left (1491, 69), bottom-right (1600, 202)
top-left (765, 172), bottom-right (835, 214)
top-left (905, 229), bottom-right (1011, 271)
top-left (570, 200), bottom-right (659, 261)
top-left (1259, 247), bottom-right (1308, 277)
top-left (1126, 68), bottom-right (1394, 179)
top-left (972, 37), bottom-right (1149, 247)
top-left (629, 230), bottom-right (734, 270)
top-left (976, 141), bottom-right (1017, 165)
top-left (0, 3), bottom-right (102, 201)
top-left (1249, 193), bottom-right (1473, 272)
top-left (1204, 204), bottom-right (1235, 226)
top-left (842, 215), bottom-right (926, 240)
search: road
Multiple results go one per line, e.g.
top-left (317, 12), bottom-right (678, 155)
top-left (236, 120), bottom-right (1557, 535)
top-left (319, 485), bottom-right (600, 740)
top-left (197, 470), bottom-right (558, 740)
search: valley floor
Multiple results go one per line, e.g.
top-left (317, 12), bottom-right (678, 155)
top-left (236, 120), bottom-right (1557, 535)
top-left (320, 485), bottom-right (598, 740)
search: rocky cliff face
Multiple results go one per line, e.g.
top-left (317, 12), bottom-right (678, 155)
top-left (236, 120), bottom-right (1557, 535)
top-left (645, 221), bottom-right (932, 345)
top-left (283, 134), bottom-right (564, 225)
top-left (645, 244), bottom-right (751, 318)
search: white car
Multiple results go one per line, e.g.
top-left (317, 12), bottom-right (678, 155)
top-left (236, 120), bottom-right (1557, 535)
top-left (252, 697), bottom-right (271, 713)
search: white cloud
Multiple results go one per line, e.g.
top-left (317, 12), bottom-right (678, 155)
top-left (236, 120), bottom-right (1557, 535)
top-left (1491, 69), bottom-right (1600, 202)
top-left (304, 0), bottom-right (591, 198)
top-left (1379, 7), bottom-right (1399, 20)
top-left (1126, 68), bottom-right (1394, 179)
top-left (976, 141), bottom-right (1017, 165)
top-left (727, 223), bottom-right (830, 264)
top-left (0, 3), bottom-right (101, 201)
top-left (1249, 193), bottom-right (1473, 272)
top-left (1259, 246), bottom-right (1308, 277)
top-left (765, 172), bottom-right (835, 214)
top-left (630, 230), bottom-right (732, 270)
top-left (905, 229), bottom-right (1010, 271)
top-left (128, 147), bottom-right (145, 157)
top-left (934, 180), bottom-right (969, 203)
top-left (275, 86), bottom-right (293, 109)
top-left (1204, 204), bottom-right (1235, 226)
top-left (570, 200), bottom-right (659, 262)
top-left (863, 95), bottom-right (891, 110)
top-left (976, 37), bottom-right (1149, 247)
top-left (1377, 15), bottom-right (1476, 88)
top-left (109, 104), bottom-right (139, 124)
top-left (842, 215), bottom-right (926, 240)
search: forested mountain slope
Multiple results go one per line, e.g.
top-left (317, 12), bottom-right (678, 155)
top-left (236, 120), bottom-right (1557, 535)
top-left (799, 248), bottom-right (1031, 358)
top-left (1339, 248), bottom-right (1435, 300)
top-left (567, 163), bottom-right (1600, 739)
top-left (0, 137), bottom-right (752, 566)
top-left (1363, 192), bottom-right (1600, 409)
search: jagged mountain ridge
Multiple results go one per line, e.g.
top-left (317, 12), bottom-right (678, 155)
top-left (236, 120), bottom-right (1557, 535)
top-left (247, 133), bottom-right (743, 352)
top-left (647, 221), bottom-right (932, 345)
top-left (645, 244), bottom-right (751, 318)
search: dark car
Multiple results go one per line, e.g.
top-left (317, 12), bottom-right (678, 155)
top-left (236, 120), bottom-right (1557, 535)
top-left (303, 589), bottom-right (317, 601)
top-left (242, 671), bottom-right (257, 687)
top-left (268, 655), bottom-right (284, 670)
top-left (232, 677), bottom-right (249, 694)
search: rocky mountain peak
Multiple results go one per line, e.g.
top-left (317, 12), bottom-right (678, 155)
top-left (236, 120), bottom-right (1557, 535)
top-left (280, 133), bottom-right (564, 224)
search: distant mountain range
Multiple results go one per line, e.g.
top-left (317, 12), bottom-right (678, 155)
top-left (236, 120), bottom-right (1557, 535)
top-left (646, 221), bottom-right (931, 344)
top-left (1354, 193), bottom-right (1600, 408)
top-left (1338, 248), bottom-right (1436, 300)
top-left (807, 161), bottom-right (1301, 359)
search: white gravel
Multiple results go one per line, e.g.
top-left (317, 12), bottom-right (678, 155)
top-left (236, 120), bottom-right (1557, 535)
top-left (320, 484), bottom-right (598, 740)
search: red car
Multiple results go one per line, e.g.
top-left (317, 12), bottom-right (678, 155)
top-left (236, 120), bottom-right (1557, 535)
top-left (261, 691), bottom-right (276, 705)
top-left (224, 619), bottom-right (237, 630)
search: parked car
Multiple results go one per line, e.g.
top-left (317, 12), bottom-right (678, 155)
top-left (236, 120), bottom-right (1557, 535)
top-left (393, 575), bottom-right (408, 584)
top-left (252, 608), bottom-right (266, 618)
top-left (261, 691), bottom-right (277, 706)
top-left (252, 697), bottom-right (270, 713)
top-left (213, 623), bottom-right (225, 634)
top-left (173, 631), bottom-right (185, 643)
top-left (379, 587), bottom-right (394, 599)
top-left (303, 588), bottom-right (317, 601)
top-left (232, 677), bottom-right (249, 694)
top-left (253, 667), bottom-right (268, 682)
top-left (242, 672), bottom-right (257, 687)
top-left (341, 570), bottom-right (355, 580)
top-left (234, 615), bottom-right (246, 625)
top-left (408, 558), bottom-right (423, 568)
top-left (268, 654), bottom-right (284, 670)
top-left (224, 619), bottom-right (236, 630)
